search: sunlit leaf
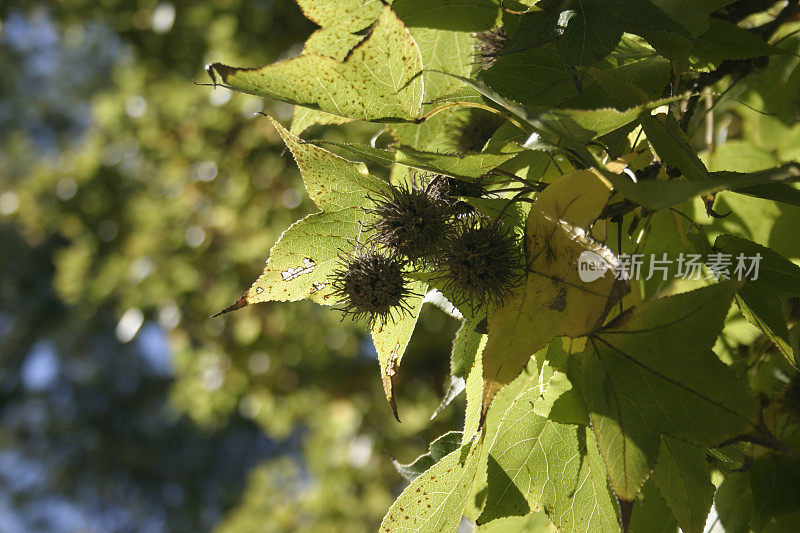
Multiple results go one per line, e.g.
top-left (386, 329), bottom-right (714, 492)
top-left (481, 169), bottom-right (627, 417)
top-left (570, 282), bottom-right (759, 501)
top-left (267, 116), bottom-right (388, 211)
top-left (394, 431), bottom-right (463, 482)
top-left (478, 386), bottom-right (619, 531)
top-left (372, 280), bottom-right (427, 420)
top-left (380, 438), bottom-right (483, 532)
top-left (208, 7), bottom-right (423, 122)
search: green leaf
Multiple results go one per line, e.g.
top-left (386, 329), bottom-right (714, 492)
top-left (570, 282), bottom-right (759, 501)
top-left (604, 163), bottom-right (800, 210)
top-left (478, 386), bottom-right (619, 531)
top-left (533, 370), bottom-right (589, 426)
top-left (295, 0), bottom-right (387, 33)
top-left (476, 511), bottom-right (558, 532)
top-left (372, 280), bottom-right (427, 420)
top-left (390, 0), bottom-right (497, 148)
top-left (394, 431), bottom-right (463, 482)
top-left (534, 97), bottom-right (684, 142)
top-left (394, 0), bottom-right (499, 33)
top-left (290, 106), bottom-right (352, 136)
top-left (591, 36), bottom-right (671, 102)
top-left (481, 170), bottom-right (627, 417)
top-left (691, 18), bottom-right (780, 69)
top-left (749, 454), bottom-right (800, 530)
top-left (306, 140), bottom-right (397, 167)
top-left (481, 44), bottom-right (577, 108)
top-left (432, 319), bottom-right (481, 419)
top-left (463, 332), bottom-right (487, 444)
top-left (628, 481), bottom-right (679, 533)
top-left (558, 1), bottom-right (623, 66)
top-left (651, 437), bottom-right (715, 533)
top-left (303, 27), bottom-right (367, 61)
top-left (208, 7), bottom-right (423, 122)
top-left (649, 0), bottom-right (735, 37)
top-left (714, 234), bottom-right (800, 365)
top-left (233, 209), bottom-right (365, 308)
top-left (395, 145), bottom-right (516, 179)
top-left (641, 113), bottom-right (710, 181)
top-left (267, 116), bottom-right (388, 211)
top-left (381, 438), bottom-right (484, 533)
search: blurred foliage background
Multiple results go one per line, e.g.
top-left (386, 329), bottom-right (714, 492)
top-left (0, 1), bottom-right (464, 531)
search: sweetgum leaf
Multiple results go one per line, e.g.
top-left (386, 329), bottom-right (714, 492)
top-left (208, 7), bottom-right (423, 122)
top-left (478, 386), bottom-right (619, 531)
top-left (570, 282), bottom-right (759, 501)
top-left (395, 146), bottom-right (516, 179)
top-left (380, 438), bottom-right (483, 533)
top-left (604, 163), bottom-right (800, 210)
top-left (267, 116), bottom-right (389, 212)
top-left (714, 234), bottom-right (800, 366)
top-left (691, 18), bottom-right (781, 69)
top-left (390, 0), bottom-right (496, 148)
top-left (222, 209), bottom-right (364, 311)
top-left (295, 0), bottom-right (388, 33)
top-left (481, 169), bottom-right (627, 418)
top-left (372, 280), bottom-right (427, 420)
top-left (217, 117), bottom-right (388, 313)
top-left (557, 1), bottom-right (623, 66)
top-left (651, 437), bottom-right (714, 533)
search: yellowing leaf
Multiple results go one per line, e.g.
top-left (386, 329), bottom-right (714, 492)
top-left (267, 116), bottom-right (388, 212)
top-left (481, 170), bottom-right (626, 417)
top-left (208, 7), bottom-right (423, 122)
top-left (381, 438), bottom-right (483, 533)
top-left (295, 0), bottom-right (386, 32)
top-left (371, 280), bottom-right (427, 420)
top-left (223, 210), bottom-right (364, 311)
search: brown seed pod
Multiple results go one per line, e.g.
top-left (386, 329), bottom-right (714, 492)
top-left (438, 218), bottom-right (523, 312)
top-left (330, 247), bottom-right (414, 326)
top-left (366, 182), bottom-right (456, 263)
top-left (428, 174), bottom-right (488, 201)
top-left (474, 26), bottom-right (508, 71)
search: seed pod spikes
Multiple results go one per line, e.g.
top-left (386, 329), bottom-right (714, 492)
top-left (438, 217), bottom-right (523, 313)
top-left (365, 181), bottom-right (457, 264)
top-left (473, 26), bottom-right (508, 71)
top-left (330, 246), bottom-right (415, 326)
top-left (427, 173), bottom-right (489, 202)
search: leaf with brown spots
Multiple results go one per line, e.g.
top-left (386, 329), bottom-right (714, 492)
top-left (216, 209), bottom-right (366, 312)
top-left (371, 279), bottom-right (427, 419)
top-left (267, 116), bottom-right (388, 212)
top-left (381, 437), bottom-right (483, 532)
top-left (208, 7), bottom-right (423, 122)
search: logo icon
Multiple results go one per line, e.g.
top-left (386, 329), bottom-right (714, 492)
top-left (578, 250), bottom-right (610, 283)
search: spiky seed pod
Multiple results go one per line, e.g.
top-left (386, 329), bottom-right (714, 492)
top-left (439, 218), bottom-right (523, 312)
top-left (453, 109), bottom-right (505, 154)
top-left (428, 174), bottom-right (488, 201)
top-left (330, 248), bottom-right (414, 326)
top-left (474, 26), bottom-right (508, 71)
top-left (366, 183), bottom-right (456, 263)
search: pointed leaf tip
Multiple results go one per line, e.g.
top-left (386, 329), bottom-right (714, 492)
top-left (212, 295), bottom-right (248, 318)
top-left (618, 498), bottom-right (634, 533)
